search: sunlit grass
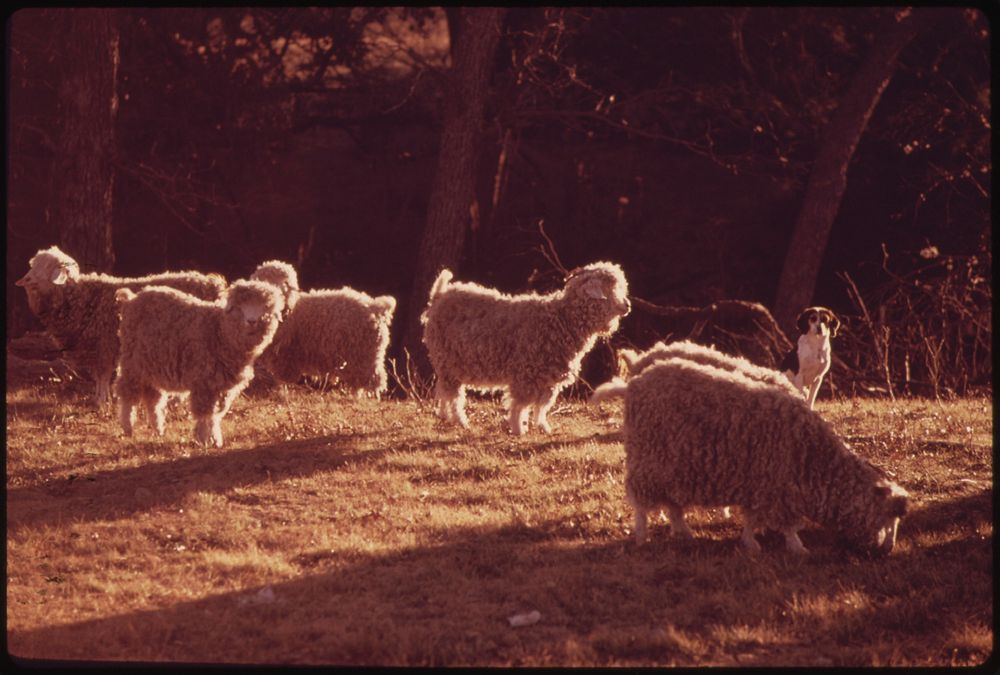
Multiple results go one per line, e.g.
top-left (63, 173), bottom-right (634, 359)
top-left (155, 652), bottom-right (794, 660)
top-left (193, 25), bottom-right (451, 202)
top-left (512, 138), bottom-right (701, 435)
top-left (5, 374), bottom-right (993, 666)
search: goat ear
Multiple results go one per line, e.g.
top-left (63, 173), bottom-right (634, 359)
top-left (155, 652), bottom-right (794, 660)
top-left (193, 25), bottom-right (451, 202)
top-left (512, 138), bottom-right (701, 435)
top-left (51, 265), bottom-right (74, 285)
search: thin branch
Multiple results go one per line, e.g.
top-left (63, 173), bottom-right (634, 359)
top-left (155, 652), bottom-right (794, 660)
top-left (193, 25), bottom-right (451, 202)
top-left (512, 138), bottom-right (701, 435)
top-left (535, 219), bottom-right (570, 278)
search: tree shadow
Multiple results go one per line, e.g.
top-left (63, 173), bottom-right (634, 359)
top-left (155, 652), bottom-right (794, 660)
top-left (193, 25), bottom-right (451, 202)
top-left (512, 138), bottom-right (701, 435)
top-left (899, 488), bottom-right (992, 536)
top-left (7, 489), bottom-right (992, 666)
top-left (494, 430), bottom-right (624, 459)
top-left (5, 373), bottom-right (86, 396)
top-left (5, 399), bottom-right (71, 423)
top-left (6, 432), bottom-right (452, 533)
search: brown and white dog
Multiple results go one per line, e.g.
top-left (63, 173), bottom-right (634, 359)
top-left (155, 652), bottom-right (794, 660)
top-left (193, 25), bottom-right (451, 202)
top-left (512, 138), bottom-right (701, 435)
top-left (780, 306), bottom-right (840, 409)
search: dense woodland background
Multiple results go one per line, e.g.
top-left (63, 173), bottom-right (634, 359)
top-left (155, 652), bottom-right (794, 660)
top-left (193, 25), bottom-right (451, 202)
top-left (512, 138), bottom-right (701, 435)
top-left (6, 7), bottom-right (992, 397)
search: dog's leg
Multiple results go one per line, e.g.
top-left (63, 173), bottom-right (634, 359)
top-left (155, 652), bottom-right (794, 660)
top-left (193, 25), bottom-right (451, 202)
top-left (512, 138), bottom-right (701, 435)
top-left (805, 377), bottom-right (822, 409)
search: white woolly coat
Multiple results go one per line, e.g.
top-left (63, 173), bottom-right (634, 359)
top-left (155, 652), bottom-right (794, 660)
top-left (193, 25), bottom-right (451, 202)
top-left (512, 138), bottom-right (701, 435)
top-left (619, 339), bottom-right (801, 396)
top-left (114, 280), bottom-right (284, 446)
top-left (259, 287), bottom-right (396, 395)
top-left (622, 358), bottom-right (908, 554)
top-left (16, 246), bottom-right (226, 404)
top-left (421, 262), bottom-right (630, 399)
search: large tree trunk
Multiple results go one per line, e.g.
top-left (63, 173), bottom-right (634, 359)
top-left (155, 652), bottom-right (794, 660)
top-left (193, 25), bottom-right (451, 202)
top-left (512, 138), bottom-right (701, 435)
top-left (401, 7), bottom-right (508, 373)
top-left (773, 8), bottom-right (922, 333)
top-left (51, 9), bottom-right (119, 273)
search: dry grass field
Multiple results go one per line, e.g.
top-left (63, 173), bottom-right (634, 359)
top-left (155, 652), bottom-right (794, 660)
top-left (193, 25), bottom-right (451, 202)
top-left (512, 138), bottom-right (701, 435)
top-left (5, 371), bottom-right (994, 667)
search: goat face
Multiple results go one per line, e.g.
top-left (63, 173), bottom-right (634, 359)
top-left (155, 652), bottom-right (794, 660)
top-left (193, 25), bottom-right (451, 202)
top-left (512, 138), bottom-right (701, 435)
top-left (223, 281), bottom-right (284, 351)
top-left (839, 480), bottom-right (909, 557)
top-left (564, 263), bottom-right (631, 333)
top-left (16, 247), bottom-right (81, 314)
top-left (250, 261), bottom-right (300, 314)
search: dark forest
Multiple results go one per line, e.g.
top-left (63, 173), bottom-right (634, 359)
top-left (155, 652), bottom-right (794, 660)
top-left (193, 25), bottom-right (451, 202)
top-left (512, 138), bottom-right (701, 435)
top-left (7, 7), bottom-right (991, 396)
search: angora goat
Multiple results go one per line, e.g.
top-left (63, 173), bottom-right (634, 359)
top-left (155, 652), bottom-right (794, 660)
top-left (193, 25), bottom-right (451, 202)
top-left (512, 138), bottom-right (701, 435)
top-left (114, 280), bottom-right (284, 448)
top-left (15, 246), bottom-right (226, 405)
top-left (613, 357), bottom-right (908, 556)
top-left (592, 339), bottom-right (801, 404)
top-left (248, 260), bottom-right (300, 316)
top-left (421, 262), bottom-right (631, 435)
top-left (249, 260), bottom-right (396, 397)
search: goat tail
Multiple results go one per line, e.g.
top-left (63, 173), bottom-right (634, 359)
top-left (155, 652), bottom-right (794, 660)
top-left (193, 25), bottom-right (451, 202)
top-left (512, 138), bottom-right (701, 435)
top-left (420, 269), bottom-right (453, 326)
top-left (589, 377), bottom-right (628, 405)
top-left (373, 295), bottom-right (397, 320)
top-left (428, 269), bottom-right (453, 303)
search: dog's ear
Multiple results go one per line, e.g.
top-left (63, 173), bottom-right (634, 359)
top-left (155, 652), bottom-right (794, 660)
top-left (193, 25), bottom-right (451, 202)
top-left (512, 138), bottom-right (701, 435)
top-left (796, 309), bottom-right (812, 335)
top-left (827, 310), bottom-right (841, 338)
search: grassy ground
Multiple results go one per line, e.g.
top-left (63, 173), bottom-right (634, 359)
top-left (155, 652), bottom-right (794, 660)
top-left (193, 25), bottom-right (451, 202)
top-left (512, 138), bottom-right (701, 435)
top-left (5, 373), bottom-right (993, 667)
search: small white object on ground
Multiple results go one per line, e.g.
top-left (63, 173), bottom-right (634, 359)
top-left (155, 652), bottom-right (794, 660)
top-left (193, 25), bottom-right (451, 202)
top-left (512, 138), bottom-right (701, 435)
top-left (507, 610), bottom-right (541, 627)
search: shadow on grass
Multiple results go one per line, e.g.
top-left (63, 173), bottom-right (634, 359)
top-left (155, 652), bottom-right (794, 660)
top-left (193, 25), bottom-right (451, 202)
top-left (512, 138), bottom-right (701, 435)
top-left (5, 391), bottom-right (99, 423)
top-left (902, 488), bottom-right (992, 536)
top-left (5, 366), bottom-right (96, 397)
top-left (505, 430), bottom-right (623, 457)
top-left (7, 490), bottom-right (994, 667)
top-left (6, 433), bottom-right (453, 533)
top-left (5, 400), bottom-right (69, 423)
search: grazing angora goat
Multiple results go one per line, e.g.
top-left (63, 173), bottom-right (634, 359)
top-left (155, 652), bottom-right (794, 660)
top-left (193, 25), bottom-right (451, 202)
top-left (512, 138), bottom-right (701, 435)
top-left (592, 339), bottom-right (802, 407)
top-left (114, 280), bottom-right (284, 448)
top-left (421, 262), bottom-right (631, 435)
top-left (607, 357), bottom-right (908, 556)
top-left (15, 246), bottom-right (226, 405)
top-left (249, 260), bottom-right (396, 397)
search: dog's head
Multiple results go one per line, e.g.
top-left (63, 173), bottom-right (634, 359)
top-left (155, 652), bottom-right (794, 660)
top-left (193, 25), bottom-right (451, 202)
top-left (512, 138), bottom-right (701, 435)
top-left (796, 306), bottom-right (840, 338)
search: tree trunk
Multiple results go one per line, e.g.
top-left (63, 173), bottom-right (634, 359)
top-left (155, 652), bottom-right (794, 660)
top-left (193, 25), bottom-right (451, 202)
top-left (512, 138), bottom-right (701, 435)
top-left (773, 8), bottom-right (922, 333)
top-left (401, 7), bottom-right (507, 372)
top-left (51, 9), bottom-right (119, 273)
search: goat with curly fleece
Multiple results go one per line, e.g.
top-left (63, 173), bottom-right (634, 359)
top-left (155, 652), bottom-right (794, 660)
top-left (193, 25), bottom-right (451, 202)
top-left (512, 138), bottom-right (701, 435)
top-left (593, 339), bottom-right (801, 404)
top-left (421, 262), bottom-right (631, 435)
top-left (250, 260), bottom-right (396, 398)
top-left (15, 246), bottom-right (227, 406)
top-left (114, 280), bottom-right (284, 448)
top-left (615, 357), bottom-right (908, 556)
top-left (249, 260), bottom-right (300, 316)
